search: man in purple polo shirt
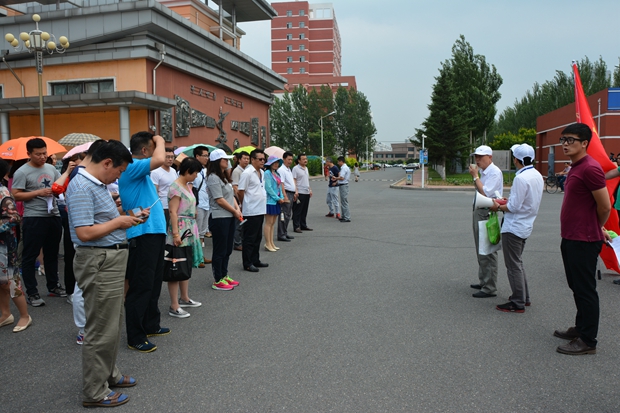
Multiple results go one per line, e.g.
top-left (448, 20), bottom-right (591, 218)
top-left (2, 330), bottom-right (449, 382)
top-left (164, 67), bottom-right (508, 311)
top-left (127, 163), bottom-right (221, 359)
top-left (554, 123), bottom-right (611, 356)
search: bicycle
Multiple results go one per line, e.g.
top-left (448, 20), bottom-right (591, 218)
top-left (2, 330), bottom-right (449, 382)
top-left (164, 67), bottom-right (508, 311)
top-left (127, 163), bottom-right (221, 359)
top-left (545, 174), bottom-right (559, 194)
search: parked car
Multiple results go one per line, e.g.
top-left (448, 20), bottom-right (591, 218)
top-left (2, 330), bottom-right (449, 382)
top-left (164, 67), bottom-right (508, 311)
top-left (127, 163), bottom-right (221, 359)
top-left (405, 163), bottom-right (420, 170)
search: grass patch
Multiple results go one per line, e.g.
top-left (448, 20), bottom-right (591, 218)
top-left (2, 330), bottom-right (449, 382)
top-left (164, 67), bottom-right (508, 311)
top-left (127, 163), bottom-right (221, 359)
top-left (427, 170), bottom-right (515, 186)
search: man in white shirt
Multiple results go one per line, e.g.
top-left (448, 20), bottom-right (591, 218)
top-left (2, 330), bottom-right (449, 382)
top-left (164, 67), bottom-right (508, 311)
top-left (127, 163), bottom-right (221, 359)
top-left (469, 145), bottom-right (503, 298)
top-left (335, 156), bottom-right (351, 222)
top-left (192, 146), bottom-right (211, 265)
top-left (292, 153), bottom-right (313, 233)
top-left (490, 144), bottom-right (542, 312)
top-left (150, 148), bottom-right (177, 227)
top-left (278, 151), bottom-right (297, 242)
top-left (237, 149), bottom-right (268, 272)
top-left (231, 151), bottom-right (249, 250)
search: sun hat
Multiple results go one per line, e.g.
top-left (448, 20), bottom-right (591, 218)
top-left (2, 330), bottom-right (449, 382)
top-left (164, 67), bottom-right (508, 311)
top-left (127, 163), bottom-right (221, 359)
top-left (209, 149), bottom-right (233, 162)
top-left (471, 145), bottom-right (493, 156)
top-left (510, 144), bottom-right (535, 162)
top-left (265, 155), bottom-right (283, 167)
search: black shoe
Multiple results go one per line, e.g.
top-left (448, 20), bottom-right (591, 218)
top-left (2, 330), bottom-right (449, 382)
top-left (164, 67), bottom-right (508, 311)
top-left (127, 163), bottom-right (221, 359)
top-left (286, 235), bottom-right (295, 240)
top-left (325, 213), bottom-right (334, 217)
top-left (340, 219), bottom-right (351, 222)
top-left (300, 227), bottom-right (313, 231)
top-left (254, 262), bottom-right (269, 268)
top-left (508, 295), bottom-right (531, 306)
top-left (496, 302), bottom-right (525, 313)
top-left (245, 265), bottom-right (259, 272)
top-left (472, 291), bottom-right (496, 298)
top-left (277, 238), bottom-right (291, 242)
top-left (553, 326), bottom-right (580, 340)
top-left (470, 284), bottom-right (482, 290)
top-left (147, 327), bottom-right (170, 337)
top-left (613, 279), bottom-right (620, 285)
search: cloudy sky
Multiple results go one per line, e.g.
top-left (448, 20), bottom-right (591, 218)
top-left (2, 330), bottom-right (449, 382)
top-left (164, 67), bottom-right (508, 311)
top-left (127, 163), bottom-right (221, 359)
top-left (238, 0), bottom-right (620, 146)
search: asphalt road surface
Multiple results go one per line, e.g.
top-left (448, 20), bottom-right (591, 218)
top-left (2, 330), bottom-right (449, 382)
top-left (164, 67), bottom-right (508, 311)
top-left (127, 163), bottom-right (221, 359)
top-left (2, 167), bottom-right (620, 412)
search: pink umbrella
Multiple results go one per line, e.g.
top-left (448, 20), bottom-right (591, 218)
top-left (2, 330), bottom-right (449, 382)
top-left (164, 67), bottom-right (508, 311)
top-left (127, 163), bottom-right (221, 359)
top-left (264, 146), bottom-right (285, 159)
top-left (63, 142), bottom-right (92, 159)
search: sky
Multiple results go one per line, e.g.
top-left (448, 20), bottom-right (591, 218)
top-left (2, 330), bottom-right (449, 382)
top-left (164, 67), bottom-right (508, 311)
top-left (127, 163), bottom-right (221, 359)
top-left (238, 0), bottom-right (620, 147)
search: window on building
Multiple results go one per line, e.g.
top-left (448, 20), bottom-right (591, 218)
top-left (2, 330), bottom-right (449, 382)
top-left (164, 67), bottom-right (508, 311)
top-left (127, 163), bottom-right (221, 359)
top-left (300, 67), bottom-right (306, 74)
top-left (299, 44), bottom-right (305, 51)
top-left (286, 10), bottom-right (292, 17)
top-left (299, 21), bottom-right (305, 28)
top-left (286, 22), bottom-right (292, 29)
top-left (51, 79), bottom-right (114, 95)
top-left (0, 85), bottom-right (3, 98)
top-left (287, 56), bottom-right (293, 63)
top-left (299, 10), bottom-right (305, 16)
top-left (286, 45), bottom-right (293, 51)
top-left (287, 68), bottom-right (293, 74)
top-left (299, 33), bottom-right (305, 40)
top-left (300, 56), bottom-right (305, 62)
top-left (286, 34), bottom-right (292, 40)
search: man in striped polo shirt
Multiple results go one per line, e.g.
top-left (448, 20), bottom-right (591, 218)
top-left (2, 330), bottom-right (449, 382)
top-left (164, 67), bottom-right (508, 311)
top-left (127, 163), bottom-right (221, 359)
top-left (67, 140), bottom-right (145, 408)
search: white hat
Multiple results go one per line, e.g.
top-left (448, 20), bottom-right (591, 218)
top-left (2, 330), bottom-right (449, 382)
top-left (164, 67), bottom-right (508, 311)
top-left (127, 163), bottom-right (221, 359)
top-left (471, 145), bottom-right (493, 156)
top-left (209, 149), bottom-right (233, 162)
top-left (511, 144), bottom-right (535, 162)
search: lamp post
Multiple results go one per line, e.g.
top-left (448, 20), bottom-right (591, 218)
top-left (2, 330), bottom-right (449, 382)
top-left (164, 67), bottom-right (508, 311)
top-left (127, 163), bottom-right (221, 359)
top-left (421, 134), bottom-right (426, 189)
top-left (319, 110), bottom-right (335, 179)
top-left (5, 14), bottom-right (69, 136)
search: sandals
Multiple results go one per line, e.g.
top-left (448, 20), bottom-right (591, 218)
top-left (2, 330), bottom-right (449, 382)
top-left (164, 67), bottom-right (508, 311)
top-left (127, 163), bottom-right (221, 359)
top-left (82, 391), bottom-right (129, 408)
top-left (111, 375), bottom-right (137, 388)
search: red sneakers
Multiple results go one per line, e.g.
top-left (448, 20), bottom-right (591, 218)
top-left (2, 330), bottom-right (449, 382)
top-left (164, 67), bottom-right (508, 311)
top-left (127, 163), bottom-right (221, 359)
top-left (212, 280), bottom-right (234, 291)
top-left (224, 276), bottom-right (239, 287)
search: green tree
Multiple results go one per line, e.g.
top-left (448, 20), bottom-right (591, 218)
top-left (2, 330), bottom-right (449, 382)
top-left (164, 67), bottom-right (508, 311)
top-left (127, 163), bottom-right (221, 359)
top-left (489, 128), bottom-right (536, 150)
top-left (415, 64), bottom-right (470, 172)
top-left (333, 86), bottom-right (350, 156)
top-left (495, 56), bottom-right (612, 136)
top-left (346, 88), bottom-right (376, 160)
top-left (270, 91), bottom-right (295, 150)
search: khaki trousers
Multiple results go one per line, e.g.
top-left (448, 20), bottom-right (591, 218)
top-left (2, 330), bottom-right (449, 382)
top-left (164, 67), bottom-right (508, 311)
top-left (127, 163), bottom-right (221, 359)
top-left (74, 247), bottom-right (128, 402)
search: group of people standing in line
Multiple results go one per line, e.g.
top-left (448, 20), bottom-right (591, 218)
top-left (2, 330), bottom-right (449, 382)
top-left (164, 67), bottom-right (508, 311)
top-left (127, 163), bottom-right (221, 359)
top-left (469, 122), bottom-right (614, 356)
top-left (0, 131), bottom-right (338, 407)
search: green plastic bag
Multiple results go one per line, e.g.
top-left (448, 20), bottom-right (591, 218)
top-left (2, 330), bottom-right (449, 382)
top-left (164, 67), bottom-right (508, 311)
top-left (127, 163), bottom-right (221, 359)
top-left (486, 211), bottom-right (501, 245)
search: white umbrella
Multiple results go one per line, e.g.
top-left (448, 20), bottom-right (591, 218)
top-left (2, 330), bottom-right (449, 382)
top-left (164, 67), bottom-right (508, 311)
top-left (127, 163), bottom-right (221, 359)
top-left (264, 146), bottom-right (285, 159)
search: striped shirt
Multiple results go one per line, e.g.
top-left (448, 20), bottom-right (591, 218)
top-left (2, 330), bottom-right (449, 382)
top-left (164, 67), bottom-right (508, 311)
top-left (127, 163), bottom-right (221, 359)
top-left (66, 169), bottom-right (126, 247)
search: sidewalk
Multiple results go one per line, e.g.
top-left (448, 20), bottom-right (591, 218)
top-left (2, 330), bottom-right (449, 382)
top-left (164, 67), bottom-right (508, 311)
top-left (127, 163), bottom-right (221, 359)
top-left (390, 167), bottom-right (511, 191)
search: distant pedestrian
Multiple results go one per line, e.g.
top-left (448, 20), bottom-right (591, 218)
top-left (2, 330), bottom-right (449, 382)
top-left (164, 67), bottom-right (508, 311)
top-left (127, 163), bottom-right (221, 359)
top-left (354, 162), bottom-right (360, 182)
top-left (336, 156), bottom-right (351, 222)
top-left (554, 123), bottom-right (610, 355)
top-left (325, 157), bottom-right (340, 219)
top-left (490, 144), bottom-right (542, 313)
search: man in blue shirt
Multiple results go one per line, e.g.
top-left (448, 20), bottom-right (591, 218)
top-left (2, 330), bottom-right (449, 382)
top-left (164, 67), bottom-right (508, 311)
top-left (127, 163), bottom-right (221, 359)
top-left (119, 132), bottom-right (167, 353)
top-left (67, 140), bottom-right (143, 407)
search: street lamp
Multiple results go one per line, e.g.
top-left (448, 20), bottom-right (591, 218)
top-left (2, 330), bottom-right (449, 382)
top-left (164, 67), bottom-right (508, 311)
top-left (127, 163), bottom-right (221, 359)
top-left (5, 14), bottom-right (69, 136)
top-left (319, 110), bottom-right (335, 179)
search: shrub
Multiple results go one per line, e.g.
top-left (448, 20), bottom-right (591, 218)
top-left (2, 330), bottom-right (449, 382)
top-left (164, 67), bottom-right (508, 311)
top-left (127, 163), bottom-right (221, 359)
top-left (307, 158), bottom-right (322, 176)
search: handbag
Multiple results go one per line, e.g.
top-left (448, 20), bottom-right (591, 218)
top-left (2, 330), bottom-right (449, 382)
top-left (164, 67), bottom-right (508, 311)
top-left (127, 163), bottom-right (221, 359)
top-left (486, 211), bottom-right (501, 245)
top-left (192, 171), bottom-right (205, 206)
top-left (163, 229), bottom-right (194, 282)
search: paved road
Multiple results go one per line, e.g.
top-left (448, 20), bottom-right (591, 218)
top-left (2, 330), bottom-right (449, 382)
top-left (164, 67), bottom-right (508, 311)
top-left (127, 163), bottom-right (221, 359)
top-left (2, 167), bottom-right (620, 412)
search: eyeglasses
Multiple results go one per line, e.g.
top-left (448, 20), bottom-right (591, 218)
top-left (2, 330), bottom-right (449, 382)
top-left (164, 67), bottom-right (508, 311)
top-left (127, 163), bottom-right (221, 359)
top-left (559, 137), bottom-right (585, 145)
top-left (255, 157), bottom-right (266, 162)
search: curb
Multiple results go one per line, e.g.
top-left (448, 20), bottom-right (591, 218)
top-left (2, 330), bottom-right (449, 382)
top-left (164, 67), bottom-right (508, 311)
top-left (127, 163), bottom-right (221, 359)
top-left (390, 178), bottom-right (510, 191)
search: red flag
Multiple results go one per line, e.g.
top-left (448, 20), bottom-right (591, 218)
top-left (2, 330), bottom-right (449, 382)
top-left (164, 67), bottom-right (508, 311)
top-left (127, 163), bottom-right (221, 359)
top-left (573, 61), bottom-right (620, 273)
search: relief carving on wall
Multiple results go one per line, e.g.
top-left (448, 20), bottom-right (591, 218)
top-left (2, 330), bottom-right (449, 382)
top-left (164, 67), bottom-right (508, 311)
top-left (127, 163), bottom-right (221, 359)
top-left (206, 116), bottom-right (216, 129)
top-left (230, 120), bottom-right (239, 131)
top-left (160, 108), bottom-right (173, 142)
top-left (175, 95), bottom-right (191, 137)
top-left (251, 118), bottom-right (259, 146)
top-left (261, 126), bottom-right (267, 149)
top-left (191, 109), bottom-right (207, 128)
top-left (233, 139), bottom-right (240, 150)
top-left (216, 107), bottom-right (229, 143)
top-left (239, 122), bottom-right (250, 136)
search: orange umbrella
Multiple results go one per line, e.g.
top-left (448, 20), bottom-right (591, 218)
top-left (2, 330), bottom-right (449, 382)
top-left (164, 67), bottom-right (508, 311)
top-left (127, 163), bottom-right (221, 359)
top-left (0, 136), bottom-right (67, 160)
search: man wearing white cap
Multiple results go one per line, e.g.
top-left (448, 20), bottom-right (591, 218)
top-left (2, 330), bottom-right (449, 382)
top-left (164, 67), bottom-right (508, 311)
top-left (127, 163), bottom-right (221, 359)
top-left (469, 145), bottom-right (503, 298)
top-left (490, 144), bottom-right (542, 312)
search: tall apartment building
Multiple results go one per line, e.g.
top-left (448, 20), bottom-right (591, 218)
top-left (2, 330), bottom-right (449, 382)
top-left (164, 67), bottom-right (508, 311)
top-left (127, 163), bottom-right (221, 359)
top-left (270, 1), bottom-right (355, 91)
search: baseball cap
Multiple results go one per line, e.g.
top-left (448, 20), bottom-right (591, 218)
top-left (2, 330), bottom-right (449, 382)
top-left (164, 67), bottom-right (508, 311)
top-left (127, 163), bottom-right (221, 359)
top-left (510, 144), bottom-right (535, 162)
top-left (209, 149), bottom-right (233, 162)
top-left (471, 145), bottom-right (493, 156)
